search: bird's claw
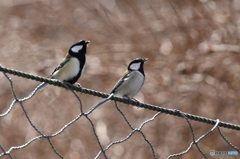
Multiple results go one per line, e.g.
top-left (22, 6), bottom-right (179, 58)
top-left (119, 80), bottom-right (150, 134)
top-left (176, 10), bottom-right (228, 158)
top-left (63, 81), bottom-right (72, 91)
top-left (76, 83), bottom-right (83, 93)
top-left (123, 96), bottom-right (132, 105)
top-left (132, 98), bottom-right (141, 106)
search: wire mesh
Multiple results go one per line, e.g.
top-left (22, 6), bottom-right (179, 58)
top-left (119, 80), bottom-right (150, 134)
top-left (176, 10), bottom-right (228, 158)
top-left (1, 0), bottom-right (240, 158)
top-left (0, 66), bottom-right (239, 159)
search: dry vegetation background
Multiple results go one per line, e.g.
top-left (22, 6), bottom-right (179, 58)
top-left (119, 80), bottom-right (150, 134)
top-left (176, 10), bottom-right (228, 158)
top-left (0, 0), bottom-right (240, 159)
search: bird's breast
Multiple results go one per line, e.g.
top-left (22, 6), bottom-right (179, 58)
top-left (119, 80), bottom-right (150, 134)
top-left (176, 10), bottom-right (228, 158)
top-left (114, 71), bottom-right (144, 98)
top-left (53, 57), bottom-right (80, 81)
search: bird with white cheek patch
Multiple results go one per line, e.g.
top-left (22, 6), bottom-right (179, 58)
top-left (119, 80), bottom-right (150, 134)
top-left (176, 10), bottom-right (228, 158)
top-left (31, 40), bottom-right (90, 96)
top-left (89, 58), bottom-right (147, 113)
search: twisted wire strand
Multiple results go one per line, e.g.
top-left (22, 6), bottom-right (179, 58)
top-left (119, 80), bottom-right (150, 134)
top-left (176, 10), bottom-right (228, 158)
top-left (0, 65), bottom-right (240, 131)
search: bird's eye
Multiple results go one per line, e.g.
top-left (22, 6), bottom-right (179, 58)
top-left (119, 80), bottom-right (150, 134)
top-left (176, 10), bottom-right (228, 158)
top-left (71, 45), bottom-right (83, 53)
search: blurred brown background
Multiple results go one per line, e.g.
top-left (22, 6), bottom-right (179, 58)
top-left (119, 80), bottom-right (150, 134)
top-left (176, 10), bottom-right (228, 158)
top-left (0, 0), bottom-right (240, 159)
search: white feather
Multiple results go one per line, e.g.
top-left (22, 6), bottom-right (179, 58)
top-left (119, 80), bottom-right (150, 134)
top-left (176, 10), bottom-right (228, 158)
top-left (53, 58), bottom-right (80, 81)
top-left (129, 62), bottom-right (141, 70)
top-left (71, 45), bottom-right (83, 53)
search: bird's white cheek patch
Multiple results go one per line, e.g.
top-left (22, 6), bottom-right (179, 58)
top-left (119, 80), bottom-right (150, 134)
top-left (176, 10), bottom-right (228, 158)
top-left (71, 45), bottom-right (83, 53)
top-left (130, 62), bottom-right (141, 70)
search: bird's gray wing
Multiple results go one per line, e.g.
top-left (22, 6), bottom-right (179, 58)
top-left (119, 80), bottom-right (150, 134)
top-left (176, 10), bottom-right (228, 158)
top-left (51, 57), bottom-right (71, 75)
top-left (110, 70), bottom-right (130, 94)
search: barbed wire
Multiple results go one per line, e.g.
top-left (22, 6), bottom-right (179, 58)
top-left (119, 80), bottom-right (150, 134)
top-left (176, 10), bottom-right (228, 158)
top-left (0, 65), bottom-right (240, 159)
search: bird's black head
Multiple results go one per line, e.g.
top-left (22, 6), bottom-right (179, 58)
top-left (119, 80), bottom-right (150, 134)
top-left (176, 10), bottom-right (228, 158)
top-left (68, 40), bottom-right (90, 57)
top-left (128, 58), bottom-right (148, 75)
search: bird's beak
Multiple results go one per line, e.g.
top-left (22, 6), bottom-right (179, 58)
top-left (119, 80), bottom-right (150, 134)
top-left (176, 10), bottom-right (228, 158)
top-left (142, 58), bottom-right (148, 62)
top-left (85, 41), bottom-right (90, 45)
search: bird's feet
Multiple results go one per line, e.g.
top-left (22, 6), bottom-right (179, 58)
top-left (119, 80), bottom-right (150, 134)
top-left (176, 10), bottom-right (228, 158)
top-left (75, 82), bottom-right (83, 92)
top-left (123, 96), bottom-right (133, 105)
top-left (63, 81), bottom-right (72, 90)
top-left (131, 98), bottom-right (141, 106)
top-left (122, 96), bottom-right (141, 106)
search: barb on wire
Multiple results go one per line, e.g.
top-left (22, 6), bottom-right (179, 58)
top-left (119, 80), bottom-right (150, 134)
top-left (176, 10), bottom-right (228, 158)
top-left (0, 65), bottom-right (240, 131)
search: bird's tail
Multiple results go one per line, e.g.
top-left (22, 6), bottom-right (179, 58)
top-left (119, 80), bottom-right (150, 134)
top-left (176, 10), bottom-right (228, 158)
top-left (87, 93), bottom-right (114, 114)
top-left (33, 82), bottom-right (49, 95)
top-left (21, 82), bottom-right (49, 101)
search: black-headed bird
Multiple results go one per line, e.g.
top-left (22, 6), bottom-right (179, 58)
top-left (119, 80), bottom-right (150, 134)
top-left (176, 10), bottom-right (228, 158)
top-left (31, 40), bottom-right (90, 96)
top-left (89, 58), bottom-right (147, 113)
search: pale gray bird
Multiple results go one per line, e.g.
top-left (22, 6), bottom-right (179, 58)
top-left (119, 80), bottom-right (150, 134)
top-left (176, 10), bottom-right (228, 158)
top-left (89, 58), bottom-right (147, 113)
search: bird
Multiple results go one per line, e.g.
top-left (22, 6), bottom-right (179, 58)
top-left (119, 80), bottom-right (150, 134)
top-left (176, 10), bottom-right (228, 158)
top-left (88, 58), bottom-right (147, 114)
top-left (29, 40), bottom-right (90, 97)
